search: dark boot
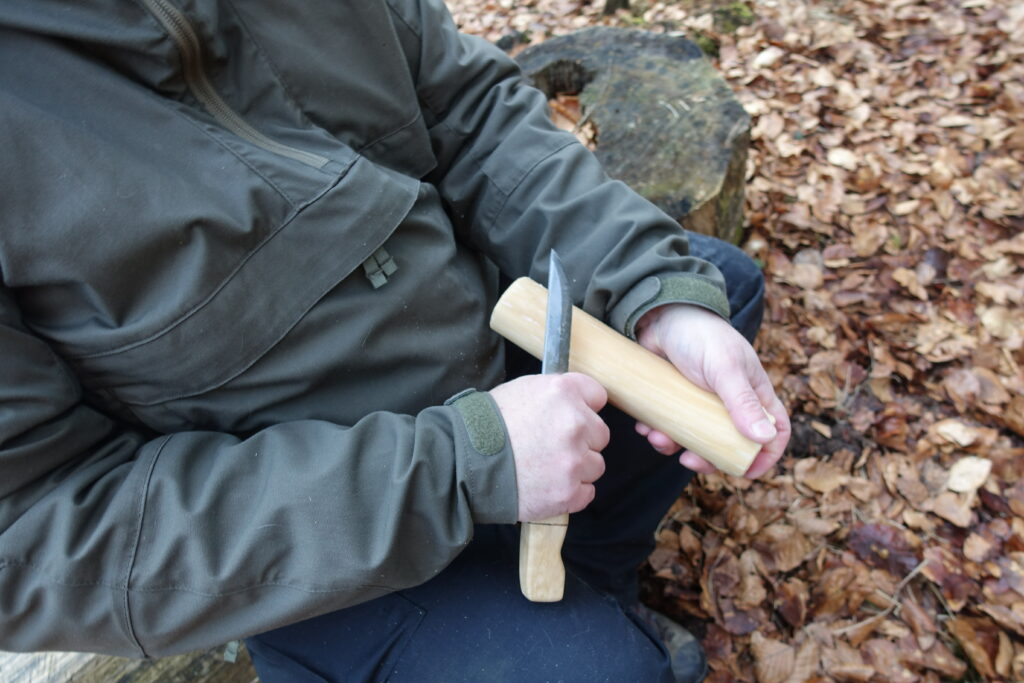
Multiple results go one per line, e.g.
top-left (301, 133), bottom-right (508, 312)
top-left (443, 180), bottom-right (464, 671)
top-left (634, 604), bottom-right (708, 683)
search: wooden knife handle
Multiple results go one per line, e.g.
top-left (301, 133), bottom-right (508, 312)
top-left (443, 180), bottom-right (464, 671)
top-left (490, 277), bottom-right (761, 477)
top-left (519, 513), bottom-right (569, 602)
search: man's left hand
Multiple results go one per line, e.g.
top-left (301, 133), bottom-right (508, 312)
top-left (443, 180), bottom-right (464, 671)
top-left (633, 303), bottom-right (790, 479)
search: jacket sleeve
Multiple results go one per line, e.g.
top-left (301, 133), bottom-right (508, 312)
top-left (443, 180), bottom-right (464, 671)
top-left (389, 0), bottom-right (731, 336)
top-left (0, 286), bottom-right (517, 657)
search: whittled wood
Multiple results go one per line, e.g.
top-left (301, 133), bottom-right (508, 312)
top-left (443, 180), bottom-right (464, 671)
top-left (519, 513), bottom-right (570, 602)
top-left (490, 277), bottom-right (760, 476)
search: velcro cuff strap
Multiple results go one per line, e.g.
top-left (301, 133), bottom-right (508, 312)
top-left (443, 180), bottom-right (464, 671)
top-left (444, 389), bottom-right (506, 457)
top-left (618, 274), bottom-right (730, 339)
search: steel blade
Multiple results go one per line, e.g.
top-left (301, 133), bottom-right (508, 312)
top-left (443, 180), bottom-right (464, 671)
top-left (542, 250), bottom-right (572, 376)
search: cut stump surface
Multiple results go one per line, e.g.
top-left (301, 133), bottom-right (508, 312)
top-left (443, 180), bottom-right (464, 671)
top-left (516, 27), bottom-right (751, 244)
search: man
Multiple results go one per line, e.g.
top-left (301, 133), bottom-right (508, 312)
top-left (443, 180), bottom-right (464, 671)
top-left (0, 0), bottom-right (789, 680)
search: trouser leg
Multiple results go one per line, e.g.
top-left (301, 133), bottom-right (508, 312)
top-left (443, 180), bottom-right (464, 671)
top-left (246, 525), bottom-right (674, 683)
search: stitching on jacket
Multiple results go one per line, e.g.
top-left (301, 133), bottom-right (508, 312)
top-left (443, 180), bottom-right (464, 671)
top-left (73, 169), bottom-right (349, 360)
top-left (228, 0), bottom-right (425, 163)
top-left (0, 559), bottom-right (123, 588)
top-left (222, 0), bottom-right (356, 146)
top-left (385, 0), bottom-right (421, 41)
top-left (126, 581), bottom-right (400, 596)
top-left (358, 110), bottom-right (426, 155)
top-left (160, 95), bottom-right (299, 206)
top-left (121, 435), bottom-right (169, 658)
top-left (488, 138), bottom-right (578, 228)
top-left (0, 559), bottom-right (396, 596)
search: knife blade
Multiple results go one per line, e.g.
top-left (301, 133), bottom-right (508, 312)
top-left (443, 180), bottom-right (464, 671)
top-left (519, 250), bottom-right (573, 602)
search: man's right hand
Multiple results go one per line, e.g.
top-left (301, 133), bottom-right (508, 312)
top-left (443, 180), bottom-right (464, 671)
top-left (490, 373), bottom-right (609, 522)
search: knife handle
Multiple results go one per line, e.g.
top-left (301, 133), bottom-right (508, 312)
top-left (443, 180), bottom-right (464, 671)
top-left (490, 277), bottom-right (761, 476)
top-left (519, 513), bottom-right (570, 602)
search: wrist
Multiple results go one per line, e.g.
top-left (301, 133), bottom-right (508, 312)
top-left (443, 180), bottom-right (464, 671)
top-left (635, 303), bottom-right (714, 350)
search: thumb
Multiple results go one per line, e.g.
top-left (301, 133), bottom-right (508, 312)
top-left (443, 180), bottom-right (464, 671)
top-left (715, 371), bottom-right (777, 444)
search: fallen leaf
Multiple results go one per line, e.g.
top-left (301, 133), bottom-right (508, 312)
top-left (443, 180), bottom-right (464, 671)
top-left (932, 418), bottom-right (982, 447)
top-left (775, 578), bottom-right (809, 628)
top-left (932, 491), bottom-right (975, 527)
top-left (751, 632), bottom-right (795, 683)
top-left (847, 522), bottom-right (921, 576)
top-left (948, 617), bottom-right (998, 679)
top-left (754, 524), bottom-right (813, 573)
top-left (827, 148), bottom-right (859, 171)
top-left (795, 458), bottom-right (847, 494)
top-left (964, 532), bottom-right (998, 563)
top-left (947, 456), bottom-right (992, 493)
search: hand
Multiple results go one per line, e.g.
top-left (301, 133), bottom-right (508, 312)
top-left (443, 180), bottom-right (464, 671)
top-left (633, 304), bottom-right (790, 478)
top-left (490, 373), bottom-right (610, 521)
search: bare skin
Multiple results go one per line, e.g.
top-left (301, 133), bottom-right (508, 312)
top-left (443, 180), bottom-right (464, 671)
top-left (634, 303), bottom-right (791, 479)
top-left (492, 303), bottom-right (791, 523)
top-left (490, 373), bottom-right (609, 521)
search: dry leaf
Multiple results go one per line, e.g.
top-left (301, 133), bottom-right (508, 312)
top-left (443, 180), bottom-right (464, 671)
top-left (827, 148), bottom-right (859, 171)
top-left (948, 617), bottom-right (997, 679)
top-left (750, 632), bottom-right (794, 683)
top-left (947, 456), bottom-right (992, 493)
top-left (847, 523), bottom-right (921, 576)
top-left (932, 418), bottom-right (982, 447)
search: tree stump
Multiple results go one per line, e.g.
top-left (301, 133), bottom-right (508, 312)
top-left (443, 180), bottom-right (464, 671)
top-left (516, 27), bottom-right (751, 245)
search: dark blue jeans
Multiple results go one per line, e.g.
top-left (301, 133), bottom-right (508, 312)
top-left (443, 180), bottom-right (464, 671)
top-left (246, 233), bottom-right (764, 682)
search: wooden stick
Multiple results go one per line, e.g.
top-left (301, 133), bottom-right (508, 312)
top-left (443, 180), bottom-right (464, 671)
top-left (490, 277), bottom-right (760, 476)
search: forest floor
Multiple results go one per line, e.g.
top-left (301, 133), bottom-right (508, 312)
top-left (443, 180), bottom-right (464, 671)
top-left (444, 0), bottom-right (1024, 680)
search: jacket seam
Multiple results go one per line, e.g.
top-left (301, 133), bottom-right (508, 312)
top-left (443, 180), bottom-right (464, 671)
top-left (488, 138), bottom-right (578, 229)
top-left (121, 434), bottom-right (170, 658)
top-left (385, 0), bottom-right (421, 42)
top-left (358, 110), bottom-right (426, 156)
top-left (172, 101), bottom-right (298, 206)
top-left (72, 166), bottom-right (352, 361)
top-left (0, 559), bottom-right (396, 596)
top-left (221, 0), bottom-right (358, 152)
top-left (227, 0), bottom-right (425, 164)
top-left (0, 559), bottom-right (121, 589)
top-left (449, 405), bottom-right (479, 522)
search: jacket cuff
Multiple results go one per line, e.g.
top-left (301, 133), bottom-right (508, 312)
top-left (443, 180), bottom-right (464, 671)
top-left (445, 389), bottom-right (518, 524)
top-left (610, 274), bottom-right (731, 340)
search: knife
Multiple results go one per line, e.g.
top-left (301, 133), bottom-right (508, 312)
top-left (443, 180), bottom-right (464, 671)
top-left (518, 250), bottom-right (573, 602)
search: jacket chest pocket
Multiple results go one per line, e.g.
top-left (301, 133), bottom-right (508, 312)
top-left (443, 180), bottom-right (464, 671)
top-left (58, 157), bottom-right (420, 416)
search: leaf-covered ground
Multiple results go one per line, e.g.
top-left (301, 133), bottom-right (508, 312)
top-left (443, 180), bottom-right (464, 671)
top-left (446, 0), bottom-right (1024, 679)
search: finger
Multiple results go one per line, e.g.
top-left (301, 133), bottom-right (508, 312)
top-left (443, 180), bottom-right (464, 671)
top-left (563, 373), bottom-right (608, 412)
top-left (678, 450), bottom-right (718, 474)
top-left (567, 482), bottom-right (597, 513)
top-left (586, 413), bottom-right (611, 452)
top-left (578, 450), bottom-right (606, 484)
top-left (744, 446), bottom-right (781, 479)
top-left (635, 422), bottom-right (652, 437)
top-left (745, 395), bottom-right (791, 479)
top-left (714, 368), bottom-right (777, 444)
top-left (646, 429), bottom-right (681, 456)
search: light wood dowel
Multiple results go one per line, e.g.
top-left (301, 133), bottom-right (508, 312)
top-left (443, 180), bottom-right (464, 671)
top-left (490, 277), bottom-right (760, 476)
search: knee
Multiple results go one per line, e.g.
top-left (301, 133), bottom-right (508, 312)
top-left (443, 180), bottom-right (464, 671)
top-left (553, 600), bottom-right (673, 682)
top-left (721, 242), bottom-right (764, 304)
top-left (717, 243), bottom-right (764, 342)
top-left (588, 625), bottom-right (672, 682)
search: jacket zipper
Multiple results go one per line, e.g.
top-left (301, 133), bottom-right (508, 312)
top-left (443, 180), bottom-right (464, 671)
top-left (140, 0), bottom-right (330, 170)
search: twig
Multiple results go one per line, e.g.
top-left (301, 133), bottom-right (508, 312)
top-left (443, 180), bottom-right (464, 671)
top-left (834, 558), bottom-right (930, 635)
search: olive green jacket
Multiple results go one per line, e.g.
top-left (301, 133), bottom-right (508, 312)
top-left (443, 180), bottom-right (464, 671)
top-left (0, 0), bottom-right (728, 657)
